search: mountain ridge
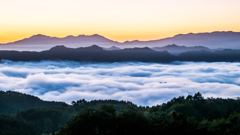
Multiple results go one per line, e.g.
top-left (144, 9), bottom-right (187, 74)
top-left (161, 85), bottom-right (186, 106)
top-left (152, 44), bottom-right (211, 55)
top-left (0, 45), bottom-right (240, 62)
top-left (1, 31), bottom-right (240, 51)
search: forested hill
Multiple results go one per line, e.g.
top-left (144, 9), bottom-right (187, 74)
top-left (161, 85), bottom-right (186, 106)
top-left (0, 91), bottom-right (137, 115)
top-left (1, 91), bottom-right (240, 134)
top-left (0, 91), bottom-right (67, 114)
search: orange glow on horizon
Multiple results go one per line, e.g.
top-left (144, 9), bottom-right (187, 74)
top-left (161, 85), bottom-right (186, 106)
top-left (1, 0), bottom-right (240, 43)
top-left (1, 28), bottom-right (240, 44)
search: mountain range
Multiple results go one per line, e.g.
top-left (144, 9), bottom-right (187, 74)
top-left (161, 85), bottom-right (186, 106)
top-left (0, 31), bottom-right (240, 51)
top-left (152, 44), bottom-right (212, 55)
top-left (0, 45), bottom-right (240, 62)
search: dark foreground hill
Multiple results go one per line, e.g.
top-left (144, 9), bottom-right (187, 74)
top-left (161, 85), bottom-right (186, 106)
top-left (0, 91), bottom-right (66, 114)
top-left (0, 45), bottom-right (240, 62)
top-left (1, 91), bottom-right (240, 134)
top-left (0, 91), bottom-right (137, 115)
top-left (0, 91), bottom-right (137, 135)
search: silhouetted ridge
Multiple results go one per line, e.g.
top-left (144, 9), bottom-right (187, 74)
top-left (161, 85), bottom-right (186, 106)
top-left (122, 47), bottom-right (154, 52)
top-left (2, 91), bottom-right (240, 135)
top-left (49, 45), bottom-right (68, 51)
top-left (178, 49), bottom-right (240, 62)
top-left (104, 46), bottom-right (121, 51)
top-left (166, 44), bottom-right (178, 47)
top-left (152, 44), bottom-right (211, 55)
top-left (47, 45), bottom-right (75, 54)
top-left (30, 34), bottom-right (50, 38)
top-left (26, 34), bottom-right (56, 41)
top-left (92, 34), bottom-right (104, 37)
top-left (84, 45), bottom-right (103, 51)
top-left (0, 91), bottom-right (65, 114)
top-left (0, 45), bottom-right (239, 62)
top-left (79, 45), bottom-right (105, 51)
top-left (2, 31), bottom-right (240, 51)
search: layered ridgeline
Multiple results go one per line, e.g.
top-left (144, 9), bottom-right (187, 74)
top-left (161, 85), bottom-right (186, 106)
top-left (1, 91), bottom-right (240, 134)
top-left (1, 31), bottom-right (240, 50)
top-left (152, 44), bottom-right (212, 55)
top-left (0, 45), bottom-right (240, 62)
top-left (0, 91), bottom-right (137, 135)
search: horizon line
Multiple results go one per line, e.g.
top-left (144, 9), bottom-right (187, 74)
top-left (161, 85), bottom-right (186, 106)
top-left (1, 30), bottom-right (239, 44)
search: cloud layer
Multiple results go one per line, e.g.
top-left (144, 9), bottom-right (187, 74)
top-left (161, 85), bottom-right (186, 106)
top-left (0, 60), bottom-right (240, 106)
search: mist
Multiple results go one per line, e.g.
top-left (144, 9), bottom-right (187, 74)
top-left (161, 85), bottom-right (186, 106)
top-left (0, 60), bottom-right (240, 106)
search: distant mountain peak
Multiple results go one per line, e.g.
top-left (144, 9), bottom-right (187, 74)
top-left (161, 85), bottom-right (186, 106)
top-left (212, 31), bottom-right (234, 33)
top-left (75, 34), bottom-right (103, 38)
top-left (90, 44), bottom-right (101, 48)
top-left (123, 40), bottom-right (140, 43)
top-left (65, 35), bottom-right (75, 38)
top-left (49, 45), bottom-right (68, 51)
top-left (53, 45), bottom-right (66, 48)
top-left (152, 44), bottom-right (211, 55)
top-left (1, 31), bottom-right (240, 51)
top-left (193, 46), bottom-right (209, 49)
top-left (92, 34), bottom-right (102, 37)
top-left (166, 44), bottom-right (179, 47)
top-left (109, 46), bottom-right (120, 49)
top-left (77, 45), bottom-right (105, 51)
top-left (123, 47), bottom-right (154, 52)
top-left (103, 46), bottom-right (121, 51)
top-left (174, 31), bottom-right (237, 37)
top-left (142, 47), bottom-right (152, 50)
top-left (30, 34), bottom-right (50, 38)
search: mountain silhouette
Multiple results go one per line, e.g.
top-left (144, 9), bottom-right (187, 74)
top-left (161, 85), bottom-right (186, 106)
top-left (76, 45), bottom-right (105, 51)
top-left (0, 34), bottom-right (119, 51)
top-left (152, 44), bottom-right (211, 55)
top-left (178, 49), bottom-right (240, 62)
top-left (0, 45), bottom-right (175, 62)
top-left (0, 45), bottom-right (239, 62)
top-left (122, 47), bottom-right (154, 52)
top-left (0, 31), bottom-right (240, 51)
top-left (48, 45), bottom-right (73, 52)
top-left (123, 31), bottom-right (240, 49)
top-left (103, 46), bottom-right (121, 51)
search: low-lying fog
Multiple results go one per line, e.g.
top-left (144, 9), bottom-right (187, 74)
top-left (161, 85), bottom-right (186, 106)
top-left (0, 60), bottom-right (240, 106)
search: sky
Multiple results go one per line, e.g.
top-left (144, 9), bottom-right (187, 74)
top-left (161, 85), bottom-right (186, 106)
top-left (0, 60), bottom-right (240, 106)
top-left (0, 0), bottom-right (240, 43)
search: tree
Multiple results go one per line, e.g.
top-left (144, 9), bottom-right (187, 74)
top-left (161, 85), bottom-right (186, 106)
top-left (193, 92), bottom-right (204, 100)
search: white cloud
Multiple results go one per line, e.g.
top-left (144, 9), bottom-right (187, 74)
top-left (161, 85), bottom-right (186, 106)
top-left (0, 60), bottom-right (240, 106)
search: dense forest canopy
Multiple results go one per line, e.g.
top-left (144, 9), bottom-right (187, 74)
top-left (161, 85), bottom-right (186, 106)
top-left (1, 91), bottom-right (240, 134)
top-left (0, 91), bottom-right (67, 114)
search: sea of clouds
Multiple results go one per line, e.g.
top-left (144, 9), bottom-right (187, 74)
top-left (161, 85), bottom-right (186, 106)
top-left (0, 60), bottom-right (240, 106)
